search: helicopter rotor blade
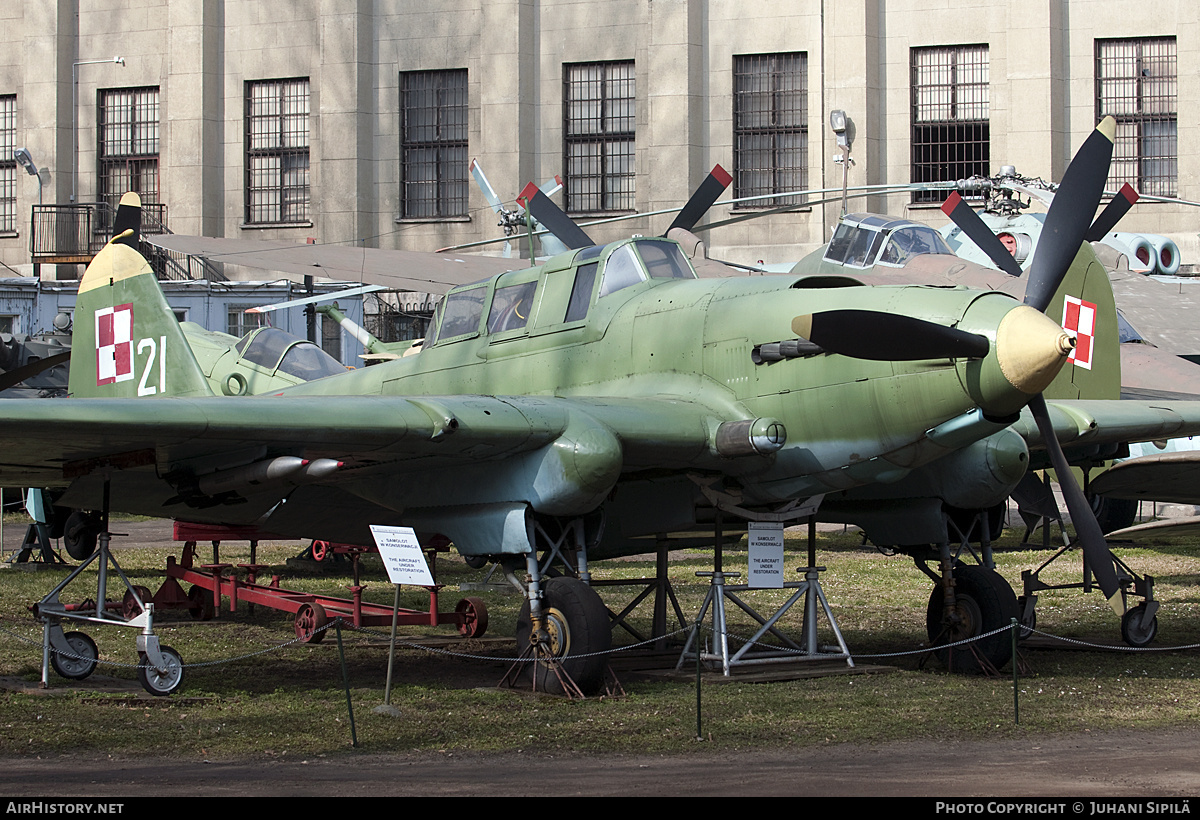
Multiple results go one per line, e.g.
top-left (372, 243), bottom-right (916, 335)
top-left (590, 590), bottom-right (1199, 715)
top-left (470, 159), bottom-right (506, 215)
top-left (517, 182), bottom-right (595, 250)
top-left (112, 191), bottom-right (143, 249)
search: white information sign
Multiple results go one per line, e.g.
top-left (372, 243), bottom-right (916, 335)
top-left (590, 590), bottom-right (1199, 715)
top-left (747, 522), bottom-right (786, 589)
top-left (369, 525), bottom-right (436, 586)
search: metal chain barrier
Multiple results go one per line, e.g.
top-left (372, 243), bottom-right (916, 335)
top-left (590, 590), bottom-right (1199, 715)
top-left (4, 611), bottom-right (1197, 679)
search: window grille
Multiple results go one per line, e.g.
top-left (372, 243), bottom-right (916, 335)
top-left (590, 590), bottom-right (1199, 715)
top-left (1096, 38), bottom-right (1177, 197)
top-left (98, 87), bottom-right (160, 214)
top-left (563, 61), bottom-right (635, 213)
top-left (733, 53), bottom-right (807, 208)
top-left (400, 69), bottom-right (469, 218)
top-left (245, 78), bottom-right (310, 224)
top-left (0, 96), bottom-right (17, 233)
top-left (911, 45), bottom-right (990, 203)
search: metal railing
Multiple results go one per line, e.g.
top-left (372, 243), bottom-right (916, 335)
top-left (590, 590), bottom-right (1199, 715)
top-left (27, 202), bottom-right (223, 281)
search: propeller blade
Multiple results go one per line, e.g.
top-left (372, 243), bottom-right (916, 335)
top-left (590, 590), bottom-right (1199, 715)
top-left (517, 182), bottom-right (594, 250)
top-left (668, 164), bottom-right (733, 233)
top-left (1027, 394), bottom-right (1123, 612)
top-left (790, 310), bottom-right (990, 362)
top-left (941, 192), bottom-right (1023, 277)
top-left (1085, 183), bottom-right (1140, 242)
top-left (112, 191), bottom-right (142, 249)
top-left (0, 351), bottom-right (71, 392)
top-left (1023, 117), bottom-right (1116, 313)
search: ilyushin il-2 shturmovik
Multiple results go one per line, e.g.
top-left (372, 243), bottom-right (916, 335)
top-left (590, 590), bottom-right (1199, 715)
top-left (12, 117), bottom-right (1200, 695)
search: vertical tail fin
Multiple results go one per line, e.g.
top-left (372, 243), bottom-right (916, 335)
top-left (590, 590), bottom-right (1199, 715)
top-left (68, 193), bottom-right (214, 399)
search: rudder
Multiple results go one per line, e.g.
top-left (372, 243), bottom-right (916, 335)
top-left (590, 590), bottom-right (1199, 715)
top-left (68, 193), bottom-right (213, 399)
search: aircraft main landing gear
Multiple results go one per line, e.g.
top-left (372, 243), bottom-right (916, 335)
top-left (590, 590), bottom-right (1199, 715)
top-left (926, 564), bottom-right (1019, 673)
top-left (501, 516), bottom-right (613, 697)
top-left (917, 509), bottom-right (1019, 674)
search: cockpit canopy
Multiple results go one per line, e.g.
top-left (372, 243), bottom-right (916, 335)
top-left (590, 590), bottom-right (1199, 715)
top-left (233, 327), bottom-right (347, 381)
top-left (425, 237), bottom-right (697, 347)
top-left (824, 213), bottom-right (956, 269)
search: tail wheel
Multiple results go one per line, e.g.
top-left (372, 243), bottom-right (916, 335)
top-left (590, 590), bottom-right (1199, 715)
top-left (1121, 604), bottom-right (1158, 647)
top-left (515, 577), bottom-right (610, 695)
top-left (137, 646), bottom-right (184, 696)
top-left (294, 602), bottom-right (328, 644)
top-left (50, 631), bottom-right (98, 681)
top-left (926, 564), bottom-right (1019, 673)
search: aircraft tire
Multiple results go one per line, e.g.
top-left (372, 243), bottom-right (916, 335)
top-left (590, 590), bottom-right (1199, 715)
top-left (63, 511), bottom-right (100, 561)
top-left (926, 564), bottom-right (1019, 673)
top-left (50, 631), bottom-right (98, 681)
top-left (137, 646), bottom-right (184, 696)
top-left (1120, 604), bottom-right (1158, 647)
top-left (515, 577), bottom-right (610, 696)
top-left (1089, 493), bottom-right (1138, 535)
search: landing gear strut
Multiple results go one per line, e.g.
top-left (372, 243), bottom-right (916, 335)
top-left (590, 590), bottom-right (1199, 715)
top-left (917, 509), bottom-right (1019, 673)
top-left (502, 516), bottom-right (613, 697)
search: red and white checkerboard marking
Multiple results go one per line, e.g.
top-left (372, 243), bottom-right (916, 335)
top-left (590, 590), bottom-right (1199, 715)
top-left (95, 303), bottom-right (135, 385)
top-left (1062, 295), bottom-right (1096, 370)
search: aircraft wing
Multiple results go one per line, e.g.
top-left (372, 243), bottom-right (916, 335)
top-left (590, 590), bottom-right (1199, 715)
top-left (0, 393), bottom-right (716, 485)
top-left (146, 234), bottom-right (519, 293)
top-left (1012, 399), bottom-right (1200, 460)
top-left (0, 390), bottom-right (719, 546)
top-left (1087, 450), bottom-right (1200, 505)
top-left (1106, 515), bottom-right (1200, 541)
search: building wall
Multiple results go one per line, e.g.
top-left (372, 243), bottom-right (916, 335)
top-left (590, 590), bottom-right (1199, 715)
top-left (0, 0), bottom-right (1194, 276)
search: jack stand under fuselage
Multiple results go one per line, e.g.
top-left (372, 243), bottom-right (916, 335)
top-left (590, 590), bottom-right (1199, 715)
top-left (676, 515), bottom-right (853, 675)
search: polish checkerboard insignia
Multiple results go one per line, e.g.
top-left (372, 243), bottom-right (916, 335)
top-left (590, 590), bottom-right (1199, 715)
top-left (96, 303), bottom-right (135, 385)
top-left (1062, 295), bottom-right (1096, 370)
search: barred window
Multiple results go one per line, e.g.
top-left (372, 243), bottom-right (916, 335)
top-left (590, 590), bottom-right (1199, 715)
top-left (911, 45), bottom-right (990, 203)
top-left (98, 87), bottom-right (160, 215)
top-left (563, 61), bottom-right (635, 213)
top-left (1096, 38), bottom-right (1176, 197)
top-left (733, 53), bottom-right (807, 208)
top-left (0, 95), bottom-right (16, 234)
top-left (400, 69), bottom-right (468, 219)
top-left (245, 78), bottom-right (310, 225)
top-left (227, 307), bottom-right (268, 339)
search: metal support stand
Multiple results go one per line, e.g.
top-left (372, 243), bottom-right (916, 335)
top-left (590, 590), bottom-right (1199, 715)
top-left (32, 475), bottom-right (182, 694)
top-left (676, 515), bottom-right (852, 675)
top-left (9, 523), bottom-right (66, 565)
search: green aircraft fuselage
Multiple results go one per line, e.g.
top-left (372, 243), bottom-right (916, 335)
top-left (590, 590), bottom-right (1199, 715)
top-left (256, 237), bottom-right (1063, 555)
top-left (57, 232), bottom-right (1087, 558)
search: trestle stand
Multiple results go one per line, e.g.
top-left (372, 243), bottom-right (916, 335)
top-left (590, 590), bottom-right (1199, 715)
top-left (676, 515), bottom-right (852, 675)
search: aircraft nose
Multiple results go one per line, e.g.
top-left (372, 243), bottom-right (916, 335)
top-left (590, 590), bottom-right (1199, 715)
top-left (969, 304), bottom-right (1075, 416)
top-left (994, 305), bottom-right (1076, 395)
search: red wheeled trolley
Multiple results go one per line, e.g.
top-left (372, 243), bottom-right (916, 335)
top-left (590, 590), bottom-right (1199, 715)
top-left (146, 523), bottom-right (487, 642)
